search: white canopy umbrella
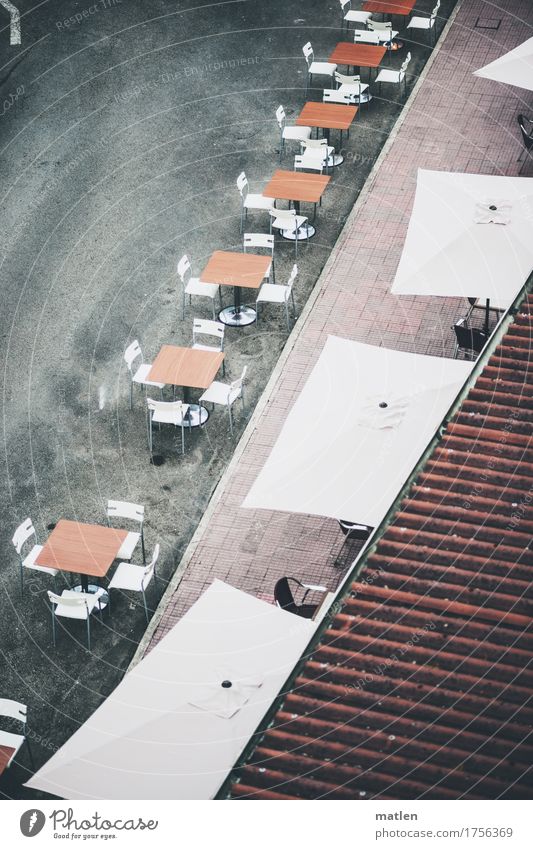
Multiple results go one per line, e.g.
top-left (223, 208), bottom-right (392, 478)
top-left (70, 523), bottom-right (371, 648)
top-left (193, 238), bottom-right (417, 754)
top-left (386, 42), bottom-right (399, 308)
top-left (391, 169), bottom-right (533, 331)
top-left (25, 581), bottom-right (315, 800)
top-left (474, 36), bottom-right (533, 92)
top-left (243, 337), bottom-right (472, 528)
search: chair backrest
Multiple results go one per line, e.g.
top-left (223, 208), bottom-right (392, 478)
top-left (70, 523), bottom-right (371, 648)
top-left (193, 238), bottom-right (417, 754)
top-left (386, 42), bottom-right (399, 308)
top-left (335, 71), bottom-right (361, 86)
top-left (229, 366), bottom-right (247, 404)
top-left (295, 152), bottom-right (326, 173)
top-left (147, 398), bottom-right (187, 423)
top-left (338, 520), bottom-right (373, 541)
top-left (192, 318), bottom-right (225, 348)
top-left (48, 590), bottom-right (90, 614)
top-left (0, 698), bottom-right (27, 724)
top-left (453, 320), bottom-right (487, 354)
top-left (339, 0), bottom-right (350, 11)
top-left (107, 499), bottom-right (144, 526)
top-left (354, 29), bottom-right (380, 44)
top-left (518, 115), bottom-right (533, 151)
top-left (323, 88), bottom-right (355, 105)
top-left (243, 233), bottom-right (274, 254)
top-left (432, 0), bottom-right (441, 19)
top-left (12, 519), bottom-right (36, 555)
top-left (302, 137), bottom-right (329, 150)
top-left (275, 105), bottom-right (286, 129)
top-left (274, 577), bottom-right (298, 614)
top-left (401, 52), bottom-right (412, 74)
top-left (368, 19), bottom-right (392, 31)
top-left (302, 42), bottom-right (313, 66)
top-left (177, 254), bottom-right (192, 283)
top-left (124, 340), bottom-right (143, 372)
top-left (236, 171), bottom-right (249, 200)
top-left (142, 544), bottom-right (160, 586)
top-left (286, 264), bottom-right (298, 293)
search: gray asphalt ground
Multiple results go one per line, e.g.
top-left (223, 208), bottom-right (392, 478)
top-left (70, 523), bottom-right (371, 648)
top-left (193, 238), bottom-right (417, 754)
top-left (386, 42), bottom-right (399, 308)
top-left (0, 0), bottom-right (454, 798)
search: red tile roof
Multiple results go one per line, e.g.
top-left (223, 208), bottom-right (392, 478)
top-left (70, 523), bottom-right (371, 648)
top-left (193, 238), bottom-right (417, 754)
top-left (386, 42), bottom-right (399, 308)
top-left (226, 292), bottom-right (533, 800)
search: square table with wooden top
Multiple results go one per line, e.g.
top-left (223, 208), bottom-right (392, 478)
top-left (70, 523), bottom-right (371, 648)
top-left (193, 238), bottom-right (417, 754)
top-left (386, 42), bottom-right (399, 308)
top-left (329, 42), bottom-right (387, 78)
top-left (363, 0), bottom-right (416, 19)
top-left (0, 745), bottom-right (15, 778)
top-left (263, 170), bottom-right (331, 239)
top-left (296, 102), bottom-right (358, 167)
top-left (35, 519), bottom-right (129, 602)
top-left (148, 344), bottom-right (224, 425)
top-left (199, 250), bottom-right (272, 327)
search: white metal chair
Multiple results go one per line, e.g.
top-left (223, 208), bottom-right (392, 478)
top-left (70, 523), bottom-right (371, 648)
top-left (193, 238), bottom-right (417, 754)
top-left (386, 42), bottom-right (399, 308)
top-left (256, 264), bottom-right (298, 330)
top-left (243, 233), bottom-right (275, 283)
top-left (339, 0), bottom-right (372, 32)
top-left (295, 148), bottom-right (329, 175)
top-left (375, 51), bottom-right (411, 97)
top-left (367, 19), bottom-right (398, 54)
top-left (276, 105), bottom-right (311, 163)
top-left (323, 88), bottom-right (357, 105)
top-left (107, 499), bottom-right (145, 564)
top-left (236, 172), bottom-right (272, 233)
top-left (47, 589), bottom-right (105, 651)
top-left (407, 0), bottom-right (440, 45)
top-left (269, 209), bottom-right (309, 257)
top-left (147, 398), bottom-right (190, 455)
top-left (353, 28), bottom-right (381, 45)
top-left (177, 254), bottom-right (221, 320)
top-left (301, 136), bottom-right (335, 159)
top-left (199, 366), bottom-right (247, 437)
top-left (12, 518), bottom-right (58, 596)
top-left (123, 341), bottom-right (165, 410)
top-left (334, 71), bottom-right (371, 104)
top-left (108, 544), bottom-right (160, 623)
top-left (192, 318), bottom-right (226, 375)
top-left (302, 42), bottom-right (337, 95)
top-left (0, 699), bottom-right (33, 771)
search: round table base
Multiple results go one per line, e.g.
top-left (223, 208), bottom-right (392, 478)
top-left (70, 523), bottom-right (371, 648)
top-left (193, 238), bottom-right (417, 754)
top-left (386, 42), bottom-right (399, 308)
top-left (219, 304), bottom-right (257, 327)
top-left (281, 223), bottom-right (316, 241)
top-left (72, 584), bottom-right (109, 611)
top-left (327, 153), bottom-right (344, 167)
top-left (185, 403), bottom-right (209, 428)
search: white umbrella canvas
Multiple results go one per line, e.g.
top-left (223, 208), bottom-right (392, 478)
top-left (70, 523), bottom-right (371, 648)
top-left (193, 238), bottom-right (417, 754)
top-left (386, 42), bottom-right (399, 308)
top-left (243, 337), bottom-right (473, 528)
top-left (474, 36), bottom-right (533, 92)
top-left (25, 580), bottom-right (315, 800)
top-left (391, 169), bottom-right (533, 330)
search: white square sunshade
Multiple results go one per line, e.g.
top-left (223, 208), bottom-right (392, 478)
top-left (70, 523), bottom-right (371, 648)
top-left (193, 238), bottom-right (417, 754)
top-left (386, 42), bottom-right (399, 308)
top-left (25, 581), bottom-right (315, 800)
top-left (391, 169), bottom-right (533, 307)
top-left (243, 337), bottom-right (473, 528)
top-left (474, 36), bottom-right (533, 93)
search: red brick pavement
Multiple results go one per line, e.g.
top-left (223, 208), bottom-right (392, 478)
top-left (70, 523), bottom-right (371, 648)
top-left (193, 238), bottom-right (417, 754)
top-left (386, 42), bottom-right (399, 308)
top-left (142, 0), bottom-right (533, 652)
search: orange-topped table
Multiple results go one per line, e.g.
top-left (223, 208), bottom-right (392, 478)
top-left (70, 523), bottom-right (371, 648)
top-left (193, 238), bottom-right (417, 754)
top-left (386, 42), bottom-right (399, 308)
top-left (200, 250), bottom-right (272, 326)
top-left (0, 745), bottom-right (15, 777)
top-left (363, 0), bottom-right (416, 16)
top-left (296, 102), bottom-right (358, 166)
top-left (263, 170), bottom-right (331, 239)
top-left (329, 42), bottom-right (387, 77)
top-left (148, 345), bottom-right (224, 425)
top-left (36, 519), bottom-right (128, 599)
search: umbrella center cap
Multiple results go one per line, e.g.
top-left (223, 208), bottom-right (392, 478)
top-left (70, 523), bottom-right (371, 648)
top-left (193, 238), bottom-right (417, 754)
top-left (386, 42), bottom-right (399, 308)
top-left (221, 680), bottom-right (232, 689)
top-left (379, 401), bottom-right (388, 409)
top-left (489, 204), bottom-right (497, 211)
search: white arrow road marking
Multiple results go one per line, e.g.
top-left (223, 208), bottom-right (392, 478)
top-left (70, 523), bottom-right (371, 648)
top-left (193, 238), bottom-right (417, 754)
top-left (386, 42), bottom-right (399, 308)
top-left (0, 1), bottom-right (21, 45)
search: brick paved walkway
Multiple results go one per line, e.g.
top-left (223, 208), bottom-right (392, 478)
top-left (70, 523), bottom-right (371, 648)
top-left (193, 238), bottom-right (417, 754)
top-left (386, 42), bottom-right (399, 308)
top-left (140, 0), bottom-right (533, 655)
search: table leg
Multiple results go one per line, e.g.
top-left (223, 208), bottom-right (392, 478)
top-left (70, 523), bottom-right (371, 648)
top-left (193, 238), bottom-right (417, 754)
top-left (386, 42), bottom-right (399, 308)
top-left (277, 200), bottom-right (316, 241)
top-left (182, 384), bottom-right (209, 428)
top-left (73, 574), bottom-right (109, 610)
top-left (219, 285), bottom-right (257, 327)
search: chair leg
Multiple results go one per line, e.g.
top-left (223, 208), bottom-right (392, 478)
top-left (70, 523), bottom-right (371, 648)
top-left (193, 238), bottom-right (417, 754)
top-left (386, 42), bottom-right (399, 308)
top-left (86, 617), bottom-right (91, 652)
top-left (211, 298), bottom-right (216, 320)
top-left (182, 290), bottom-right (186, 320)
top-left (51, 610), bottom-right (56, 647)
top-left (228, 404), bottom-right (234, 436)
top-left (291, 291), bottom-right (296, 319)
top-left (129, 380), bottom-right (133, 410)
top-left (20, 561), bottom-right (24, 596)
top-left (142, 590), bottom-right (149, 623)
top-left (285, 301), bottom-right (290, 331)
top-left (181, 423), bottom-right (185, 455)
